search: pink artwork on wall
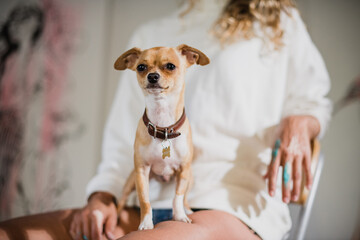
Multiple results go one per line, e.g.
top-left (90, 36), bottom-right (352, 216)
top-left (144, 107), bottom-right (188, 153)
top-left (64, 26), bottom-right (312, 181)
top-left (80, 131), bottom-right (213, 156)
top-left (0, 0), bottom-right (83, 220)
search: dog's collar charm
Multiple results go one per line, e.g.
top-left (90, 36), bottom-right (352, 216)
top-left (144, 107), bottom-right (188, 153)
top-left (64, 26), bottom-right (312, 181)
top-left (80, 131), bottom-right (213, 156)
top-left (142, 108), bottom-right (186, 140)
top-left (161, 140), bottom-right (171, 159)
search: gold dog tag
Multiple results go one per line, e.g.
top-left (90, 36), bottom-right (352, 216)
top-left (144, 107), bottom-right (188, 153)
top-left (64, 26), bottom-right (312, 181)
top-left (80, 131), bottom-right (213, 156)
top-left (162, 140), bottom-right (171, 159)
top-left (162, 146), bottom-right (171, 159)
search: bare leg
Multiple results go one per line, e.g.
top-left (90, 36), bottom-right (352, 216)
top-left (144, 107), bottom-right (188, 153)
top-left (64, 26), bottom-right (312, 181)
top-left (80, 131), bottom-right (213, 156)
top-left (0, 209), bottom-right (76, 240)
top-left (0, 208), bottom-right (140, 240)
top-left (119, 210), bottom-right (261, 240)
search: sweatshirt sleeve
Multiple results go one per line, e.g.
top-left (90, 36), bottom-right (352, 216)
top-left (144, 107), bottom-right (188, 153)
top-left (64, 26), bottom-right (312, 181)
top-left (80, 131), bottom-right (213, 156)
top-left (85, 31), bottom-right (146, 199)
top-left (281, 9), bottom-right (332, 138)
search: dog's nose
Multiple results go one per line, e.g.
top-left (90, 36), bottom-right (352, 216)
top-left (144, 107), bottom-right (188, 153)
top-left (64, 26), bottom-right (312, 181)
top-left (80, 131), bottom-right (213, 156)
top-left (147, 73), bottom-right (160, 84)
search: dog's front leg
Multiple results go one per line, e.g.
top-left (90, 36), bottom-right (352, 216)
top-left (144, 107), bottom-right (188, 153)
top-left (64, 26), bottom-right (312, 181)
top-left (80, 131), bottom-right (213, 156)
top-left (173, 163), bottom-right (192, 223)
top-left (135, 164), bottom-right (153, 230)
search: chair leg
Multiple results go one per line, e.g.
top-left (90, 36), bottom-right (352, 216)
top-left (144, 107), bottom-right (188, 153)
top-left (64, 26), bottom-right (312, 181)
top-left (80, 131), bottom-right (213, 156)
top-left (293, 154), bottom-right (324, 240)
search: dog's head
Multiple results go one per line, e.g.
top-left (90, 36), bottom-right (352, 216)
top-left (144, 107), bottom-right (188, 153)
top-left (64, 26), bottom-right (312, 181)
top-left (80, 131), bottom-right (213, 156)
top-left (114, 44), bottom-right (210, 95)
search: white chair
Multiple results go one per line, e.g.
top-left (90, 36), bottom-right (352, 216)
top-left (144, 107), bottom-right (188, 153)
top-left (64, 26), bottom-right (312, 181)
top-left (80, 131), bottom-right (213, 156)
top-left (286, 140), bottom-right (324, 240)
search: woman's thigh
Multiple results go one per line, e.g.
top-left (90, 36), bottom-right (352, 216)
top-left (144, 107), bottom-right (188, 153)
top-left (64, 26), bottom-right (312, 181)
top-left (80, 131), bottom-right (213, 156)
top-left (120, 210), bottom-right (261, 240)
top-left (0, 209), bottom-right (77, 240)
top-left (0, 208), bottom-right (140, 240)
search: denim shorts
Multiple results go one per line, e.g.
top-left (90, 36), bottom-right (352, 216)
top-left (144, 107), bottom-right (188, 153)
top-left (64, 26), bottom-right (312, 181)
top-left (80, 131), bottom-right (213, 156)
top-left (135, 208), bottom-right (207, 225)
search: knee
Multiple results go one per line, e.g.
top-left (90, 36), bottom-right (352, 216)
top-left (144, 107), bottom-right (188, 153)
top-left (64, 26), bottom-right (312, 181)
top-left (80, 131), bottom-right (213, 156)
top-left (189, 210), bottom-right (255, 239)
top-left (0, 228), bottom-right (10, 240)
top-left (190, 210), bottom-right (238, 227)
top-left (190, 210), bottom-right (249, 239)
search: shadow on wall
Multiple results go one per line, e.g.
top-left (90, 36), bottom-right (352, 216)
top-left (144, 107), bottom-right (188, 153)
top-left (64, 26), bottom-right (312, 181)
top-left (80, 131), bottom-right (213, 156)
top-left (333, 74), bottom-right (360, 116)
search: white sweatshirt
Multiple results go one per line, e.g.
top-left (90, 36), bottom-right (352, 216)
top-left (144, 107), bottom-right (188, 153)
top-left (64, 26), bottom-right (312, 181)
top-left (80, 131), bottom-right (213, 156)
top-left (86, 2), bottom-right (331, 239)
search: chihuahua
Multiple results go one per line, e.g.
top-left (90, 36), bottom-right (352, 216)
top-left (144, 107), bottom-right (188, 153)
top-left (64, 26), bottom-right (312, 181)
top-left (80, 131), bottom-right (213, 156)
top-left (114, 44), bottom-right (210, 230)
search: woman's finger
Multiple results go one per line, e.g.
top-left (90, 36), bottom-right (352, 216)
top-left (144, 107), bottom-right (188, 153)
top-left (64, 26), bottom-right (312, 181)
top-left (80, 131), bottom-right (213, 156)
top-left (69, 215), bottom-right (77, 239)
top-left (75, 214), bottom-right (83, 240)
top-left (267, 140), bottom-right (282, 197)
top-left (81, 211), bottom-right (90, 240)
top-left (291, 155), bottom-right (302, 202)
top-left (104, 213), bottom-right (117, 240)
top-left (281, 149), bottom-right (293, 204)
top-left (303, 150), bottom-right (313, 189)
top-left (90, 210), bottom-right (104, 240)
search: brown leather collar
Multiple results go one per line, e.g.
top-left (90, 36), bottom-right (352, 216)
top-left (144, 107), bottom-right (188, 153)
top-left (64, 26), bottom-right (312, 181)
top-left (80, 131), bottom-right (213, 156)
top-left (142, 108), bottom-right (186, 140)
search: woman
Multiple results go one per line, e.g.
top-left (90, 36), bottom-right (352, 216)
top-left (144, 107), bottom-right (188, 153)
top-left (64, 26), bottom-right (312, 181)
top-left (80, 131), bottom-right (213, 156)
top-left (0, 0), bottom-right (331, 239)
top-left (72, 0), bottom-right (331, 239)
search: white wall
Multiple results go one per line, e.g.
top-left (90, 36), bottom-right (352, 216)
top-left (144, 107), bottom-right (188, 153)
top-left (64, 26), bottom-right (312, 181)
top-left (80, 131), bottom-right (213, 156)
top-left (58, 0), bottom-right (111, 208)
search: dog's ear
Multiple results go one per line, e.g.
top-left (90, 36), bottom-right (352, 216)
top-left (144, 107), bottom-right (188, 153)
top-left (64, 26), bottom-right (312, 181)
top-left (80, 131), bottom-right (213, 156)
top-left (114, 47), bottom-right (142, 71)
top-left (176, 44), bottom-right (210, 67)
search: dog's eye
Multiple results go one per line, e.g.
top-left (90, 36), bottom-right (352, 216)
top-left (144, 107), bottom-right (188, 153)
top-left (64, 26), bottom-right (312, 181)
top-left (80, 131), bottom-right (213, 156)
top-left (166, 63), bottom-right (176, 71)
top-left (137, 64), bottom-right (147, 72)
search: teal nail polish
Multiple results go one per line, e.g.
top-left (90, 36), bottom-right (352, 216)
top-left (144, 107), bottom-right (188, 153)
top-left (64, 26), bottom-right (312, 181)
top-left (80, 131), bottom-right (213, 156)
top-left (272, 148), bottom-right (278, 158)
top-left (271, 139), bottom-right (281, 161)
top-left (275, 139), bottom-right (281, 149)
top-left (284, 162), bottom-right (290, 187)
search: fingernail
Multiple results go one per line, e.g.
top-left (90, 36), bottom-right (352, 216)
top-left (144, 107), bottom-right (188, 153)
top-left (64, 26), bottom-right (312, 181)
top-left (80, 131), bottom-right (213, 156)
top-left (270, 190), bottom-right (274, 196)
top-left (284, 197), bottom-right (289, 203)
top-left (107, 231), bottom-right (115, 240)
top-left (292, 195), bottom-right (298, 201)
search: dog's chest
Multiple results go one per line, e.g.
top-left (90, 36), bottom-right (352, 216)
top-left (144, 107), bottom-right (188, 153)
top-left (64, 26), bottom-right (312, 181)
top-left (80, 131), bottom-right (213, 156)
top-left (139, 135), bottom-right (188, 177)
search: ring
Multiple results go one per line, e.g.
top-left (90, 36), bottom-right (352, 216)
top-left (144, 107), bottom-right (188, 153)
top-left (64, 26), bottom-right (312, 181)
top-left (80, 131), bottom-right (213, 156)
top-left (271, 139), bottom-right (281, 160)
top-left (82, 235), bottom-right (88, 240)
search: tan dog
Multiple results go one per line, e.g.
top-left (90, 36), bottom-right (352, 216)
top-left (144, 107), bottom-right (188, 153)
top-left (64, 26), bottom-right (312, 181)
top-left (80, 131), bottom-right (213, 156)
top-left (113, 45), bottom-right (210, 230)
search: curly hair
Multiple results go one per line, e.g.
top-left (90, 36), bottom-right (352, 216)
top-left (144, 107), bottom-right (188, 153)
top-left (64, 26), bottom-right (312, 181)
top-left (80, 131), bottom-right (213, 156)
top-left (182, 0), bottom-right (296, 48)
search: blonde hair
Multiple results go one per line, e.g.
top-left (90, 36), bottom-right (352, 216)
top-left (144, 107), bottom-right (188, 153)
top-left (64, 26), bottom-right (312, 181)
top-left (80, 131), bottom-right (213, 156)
top-left (182, 0), bottom-right (296, 48)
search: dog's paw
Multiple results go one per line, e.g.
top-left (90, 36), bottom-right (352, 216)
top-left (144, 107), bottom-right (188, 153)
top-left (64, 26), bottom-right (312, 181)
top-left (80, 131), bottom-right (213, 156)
top-left (184, 207), bottom-right (193, 215)
top-left (173, 214), bottom-right (192, 223)
top-left (138, 214), bottom-right (154, 230)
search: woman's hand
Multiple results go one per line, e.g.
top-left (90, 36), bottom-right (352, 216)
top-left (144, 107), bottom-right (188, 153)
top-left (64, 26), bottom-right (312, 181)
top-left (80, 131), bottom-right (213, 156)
top-left (264, 115), bottom-right (320, 203)
top-left (70, 192), bottom-right (117, 240)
